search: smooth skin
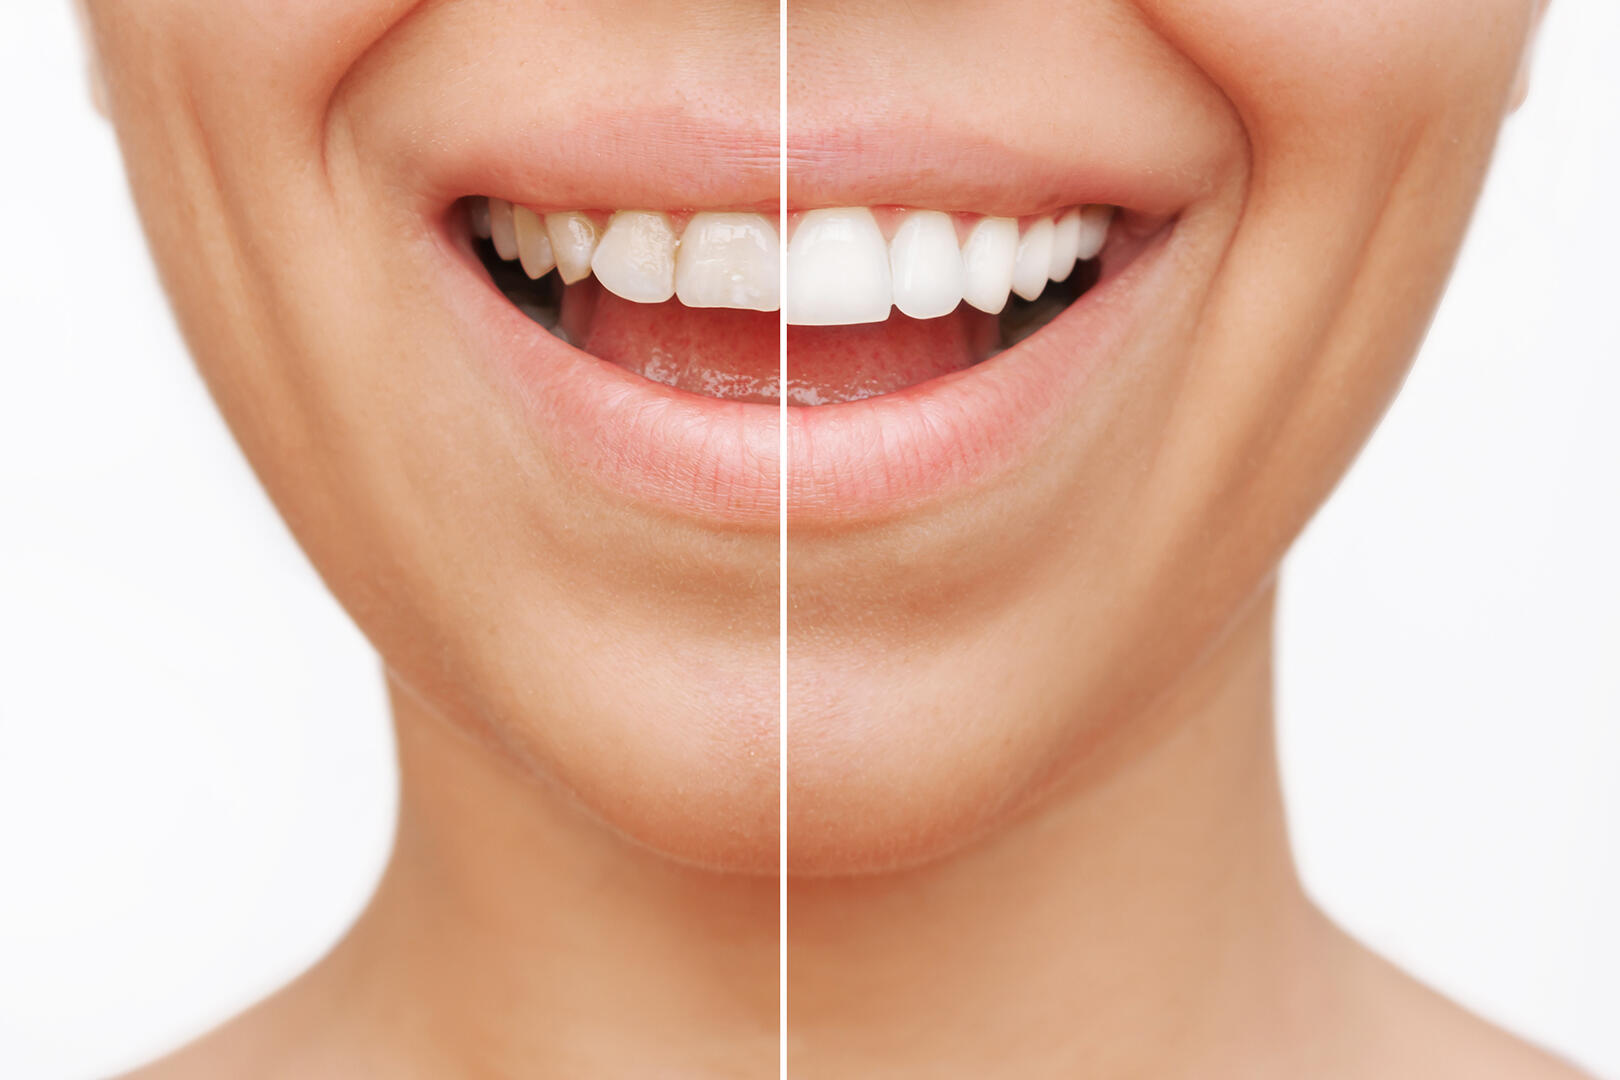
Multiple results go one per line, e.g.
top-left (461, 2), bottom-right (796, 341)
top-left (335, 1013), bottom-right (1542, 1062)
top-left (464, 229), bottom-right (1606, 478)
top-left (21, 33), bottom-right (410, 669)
top-left (75, 0), bottom-right (1585, 1075)
top-left (788, 1), bottom-right (1587, 1077)
top-left (78, 1), bottom-right (779, 1077)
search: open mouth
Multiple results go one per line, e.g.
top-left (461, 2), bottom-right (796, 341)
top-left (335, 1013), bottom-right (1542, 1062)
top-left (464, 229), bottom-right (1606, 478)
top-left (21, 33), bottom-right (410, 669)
top-left (471, 199), bottom-right (782, 402)
top-left (469, 197), bottom-right (1126, 407)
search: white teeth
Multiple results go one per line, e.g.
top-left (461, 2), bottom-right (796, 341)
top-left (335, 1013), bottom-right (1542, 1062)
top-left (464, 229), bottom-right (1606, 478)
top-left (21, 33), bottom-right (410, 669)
top-left (591, 210), bottom-right (678, 304)
top-left (1076, 204), bottom-right (1113, 261)
top-left (474, 195), bottom-right (1111, 325)
top-left (889, 210), bottom-right (965, 320)
top-left (489, 198), bottom-right (519, 262)
top-left (1012, 216), bottom-right (1056, 302)
top-left (545, 211), bottom-right (600, 285)
top-left (675, 212), bottom-right (780, 312)
top-left (1049, 208), bottom-right (1082, 283)
top-left (785, 208), bottom-right (892, 326)
top-left (513, 207), bottom-right (556, 280)
top-left (960, 217), bottom-right (1018, 315)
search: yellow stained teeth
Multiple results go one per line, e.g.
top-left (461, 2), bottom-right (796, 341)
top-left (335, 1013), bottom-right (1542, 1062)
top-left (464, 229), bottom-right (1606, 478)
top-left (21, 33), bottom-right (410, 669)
top-left (544, 211), bottom-right (599, 285)
top-left (676, 212), bottom-right (781, 312)
top-left (488, 198), bottom-right (519, 262)
top-left (513, 207), bottom-right (555, 280)
top-left (591, 211), bottom-right (678, 304)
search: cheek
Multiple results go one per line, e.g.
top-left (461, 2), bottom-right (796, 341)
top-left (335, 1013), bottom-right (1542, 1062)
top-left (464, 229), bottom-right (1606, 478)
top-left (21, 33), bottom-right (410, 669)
top-left (92, 0), bottom-right (421, 112)
top-left (1141, 0), bottom-right (1532, 137)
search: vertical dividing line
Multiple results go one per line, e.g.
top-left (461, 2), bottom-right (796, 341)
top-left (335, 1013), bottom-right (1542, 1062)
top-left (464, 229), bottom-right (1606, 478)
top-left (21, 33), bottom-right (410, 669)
top-left (777, 0), bottom-right (789, 1075)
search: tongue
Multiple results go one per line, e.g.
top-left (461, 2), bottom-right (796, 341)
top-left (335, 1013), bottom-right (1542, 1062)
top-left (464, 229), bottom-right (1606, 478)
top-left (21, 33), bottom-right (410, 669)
top-left (565, 283), bottom-right (781, 403)
top-left (564, 280), bottom-right (997, 405)
top-left (785, 312), bottom-right (997, 405)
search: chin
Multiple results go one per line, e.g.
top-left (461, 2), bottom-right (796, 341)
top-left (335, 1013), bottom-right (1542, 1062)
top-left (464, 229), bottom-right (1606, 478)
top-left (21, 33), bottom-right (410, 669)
top-left (398, 627), bottom-right (784, 875)
top-left (784, 656), bottom-right (1089, 878)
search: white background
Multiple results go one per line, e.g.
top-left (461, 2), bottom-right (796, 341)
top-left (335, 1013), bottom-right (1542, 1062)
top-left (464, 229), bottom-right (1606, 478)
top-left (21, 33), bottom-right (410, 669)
top-left (1, 3), bottom-right (1616, 1078)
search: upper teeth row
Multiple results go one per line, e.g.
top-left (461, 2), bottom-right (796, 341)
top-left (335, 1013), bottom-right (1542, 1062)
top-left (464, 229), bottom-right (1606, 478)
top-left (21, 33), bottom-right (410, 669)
top-left (475, 197), bottom-right (781, 312)
top-left (472, 198), bottom-right (1112, 325)
top-left (785, 206), bottom-right (1112, 326)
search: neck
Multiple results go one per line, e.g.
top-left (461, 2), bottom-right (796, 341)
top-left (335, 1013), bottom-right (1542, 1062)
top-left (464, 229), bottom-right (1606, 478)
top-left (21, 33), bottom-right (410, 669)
top-left (321, 680), bottom-right (779, 1076)
top-left (787, 585), bottom-right (1340, 1077)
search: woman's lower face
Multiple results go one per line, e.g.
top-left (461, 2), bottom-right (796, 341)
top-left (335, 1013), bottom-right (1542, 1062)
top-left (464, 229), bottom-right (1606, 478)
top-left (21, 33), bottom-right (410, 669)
top-left (83, 0), bottom-right (1532, 880)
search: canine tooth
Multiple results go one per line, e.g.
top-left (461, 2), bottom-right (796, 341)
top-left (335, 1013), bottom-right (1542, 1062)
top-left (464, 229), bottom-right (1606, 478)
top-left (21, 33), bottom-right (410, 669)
top-left (513, 207), bottom-right (556, 280)
top-left (470, 198), bottom-right (492, 240)
top-left (1076, 205), bottom-right (1113, 261)
top-left (591, 211), bottom-right (677, 303)
top-left (489, 198), bottom-right (519, 262)
top-left (1049, 208), bottom-right (1082, 282)
top-left (1012, 217), bottom-right (1055, 301)
top-left (675, 212), bottom-right (780, 311)
top-left (889, 210), bottom-right (965, 320)
top-left (785, 208), bottom-right (892, 326)
top-left (545, 212), bottom-right (600, 285)
top-left (960, 217), bottom-right (1018, 314)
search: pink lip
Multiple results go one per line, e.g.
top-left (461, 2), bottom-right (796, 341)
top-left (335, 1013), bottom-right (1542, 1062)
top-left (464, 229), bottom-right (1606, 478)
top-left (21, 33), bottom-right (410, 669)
top-left (406, 108), bottom-right (780, 218)
top-left (787, 224), bottom-right (1177, 526)
top-left (434, 229), bottom-right (781, 527)
top-left (788, 131), bottom-right (1200, 221)
top-left (414, 113), bottom-right (1205, 528)
top-left (430, 216), bottom-right (1177, 529)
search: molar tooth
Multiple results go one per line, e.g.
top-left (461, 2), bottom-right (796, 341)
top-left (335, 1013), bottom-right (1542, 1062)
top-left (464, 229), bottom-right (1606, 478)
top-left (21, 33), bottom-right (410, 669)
top-left (489, 198), bottom-right (519, 262)
top-left (1049, 208), bottom-right (1082, 282)
top-left (785, 208), bottom-right (892, 326)
top-left (1011, 216), bottom-right (1055, 302)
top-left (513, 207), bottom-right (556, 280)
top-left (675, 212), bottom-right (780, 311)
top-left (591, 210), bottom-right (677, 303)
top-left (889, 210), bottom-right (965, 320)
top-left (1076, 205), bottom-right (1113, 261)
top-left (470, 198), bottom-right (492, 240)
top-left (545, 211), bottom-right (600, 285)
top-left (960, 217), bottom-right (1018, 314)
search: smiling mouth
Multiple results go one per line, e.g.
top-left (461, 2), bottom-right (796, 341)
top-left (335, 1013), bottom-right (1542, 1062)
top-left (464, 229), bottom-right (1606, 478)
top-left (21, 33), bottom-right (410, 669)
top-left (470, 196), bottom-right (1123, 406)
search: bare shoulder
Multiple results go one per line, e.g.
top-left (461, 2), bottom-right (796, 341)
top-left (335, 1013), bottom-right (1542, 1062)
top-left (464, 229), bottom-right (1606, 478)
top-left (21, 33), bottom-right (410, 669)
top-left (1330, 929), bottom-right (1594, 1080)
top-left (113, 957), bottom-right (401, 1080)
top-left (114, 990), bottom-right (331, 1080)
top-left (115, 1011), bottom-right (294, 1080)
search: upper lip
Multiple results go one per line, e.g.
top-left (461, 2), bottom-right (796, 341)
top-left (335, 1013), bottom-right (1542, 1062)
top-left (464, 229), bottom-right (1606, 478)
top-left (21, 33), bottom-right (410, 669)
top-left (787, 128), bottom-right (1201, 219)
top-left (406, 109), bottom-right (780, 218)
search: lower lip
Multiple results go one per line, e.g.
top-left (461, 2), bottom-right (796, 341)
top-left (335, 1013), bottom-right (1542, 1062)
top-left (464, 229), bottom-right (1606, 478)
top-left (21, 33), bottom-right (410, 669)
top-left (436, 221), bottom-right (1176, 528)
